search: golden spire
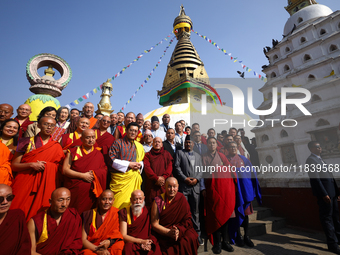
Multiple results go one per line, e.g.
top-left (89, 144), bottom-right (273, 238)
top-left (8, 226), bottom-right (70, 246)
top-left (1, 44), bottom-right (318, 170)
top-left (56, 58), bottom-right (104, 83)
top-left (157, 6), bottom-right (210, 106)
top-left (285, 0), bottom-right (318, 16)
top-left (96, 79), bottom-right (114, 116)
top-left (44, 65), bottom-right (55, 77)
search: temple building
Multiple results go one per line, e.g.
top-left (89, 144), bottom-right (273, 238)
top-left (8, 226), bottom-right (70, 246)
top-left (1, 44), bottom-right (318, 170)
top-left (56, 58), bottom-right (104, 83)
top-left (252, 0), bottom-right (340, 230)
top-left (144, 5), bottom-right (253, 134)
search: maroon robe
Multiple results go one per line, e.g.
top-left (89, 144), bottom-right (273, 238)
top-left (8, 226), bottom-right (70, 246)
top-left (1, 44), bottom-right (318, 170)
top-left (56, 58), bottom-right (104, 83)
top-left (202, 152), bottom-right (237, 236)
top-left (32, 207), bottom-right (82, 254)
top-left (153, 192), bottom-right (199, 255)
top-left (95, 129), bottom-right (115, 157)
top-left (143, 147), bottom-right (173, 207)
top-left (119, 207), bottom-right (161, 255)
top-left (0, 209), bottom-right (31, 254)
top-left (14, 117), bottom-right (34, 138)
top-left (64, 147), bottom-right (107, 214)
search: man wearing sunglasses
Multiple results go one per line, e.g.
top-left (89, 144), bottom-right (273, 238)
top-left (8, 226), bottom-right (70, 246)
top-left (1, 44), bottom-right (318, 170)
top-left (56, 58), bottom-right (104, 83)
top-left (0, 184), bottom-right (31, 254)
top-left (306, 141), bottom-right (340, 254)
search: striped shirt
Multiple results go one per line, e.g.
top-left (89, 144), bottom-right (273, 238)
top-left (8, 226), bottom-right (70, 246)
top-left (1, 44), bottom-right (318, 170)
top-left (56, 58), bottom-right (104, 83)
top-left (109, 136), bottom-right (137, 162)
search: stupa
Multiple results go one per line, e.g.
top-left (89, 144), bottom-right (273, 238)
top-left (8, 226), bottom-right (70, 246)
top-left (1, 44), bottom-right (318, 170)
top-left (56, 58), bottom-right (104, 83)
top-left (144, 5), bottom-right (253, 135)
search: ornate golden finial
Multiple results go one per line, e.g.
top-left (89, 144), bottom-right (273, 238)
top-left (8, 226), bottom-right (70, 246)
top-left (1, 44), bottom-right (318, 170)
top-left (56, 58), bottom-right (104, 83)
top-left (285, 0), bottom-right (318, 16)
top-left (96, 79), bottom-right (114, 116)
top-left (44, 65), bottom-right (55, 77)
top-left (179, 4), bottom-right (186, 15)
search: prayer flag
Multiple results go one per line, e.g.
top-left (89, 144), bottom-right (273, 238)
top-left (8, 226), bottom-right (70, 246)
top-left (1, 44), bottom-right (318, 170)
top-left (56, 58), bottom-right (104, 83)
top-left (65, 105), bottom-right (71, 109)
top-left (78, 98), bottom-right (83, 102)
top-left (70, 102), bottom-right (75, 107)
top-left (74, 100), bottom-right (79, 105)
top-left (82, 95), bottom-right (87, 100)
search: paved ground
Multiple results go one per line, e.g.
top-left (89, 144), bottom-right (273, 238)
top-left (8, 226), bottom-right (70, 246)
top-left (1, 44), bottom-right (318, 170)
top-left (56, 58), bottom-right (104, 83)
top-left (198, 227), bottom-right (335, 255)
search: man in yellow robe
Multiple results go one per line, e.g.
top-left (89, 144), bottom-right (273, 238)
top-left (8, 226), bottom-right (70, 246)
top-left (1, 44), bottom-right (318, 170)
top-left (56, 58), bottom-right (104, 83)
top-left (109, 122), bottom-right (145, 209)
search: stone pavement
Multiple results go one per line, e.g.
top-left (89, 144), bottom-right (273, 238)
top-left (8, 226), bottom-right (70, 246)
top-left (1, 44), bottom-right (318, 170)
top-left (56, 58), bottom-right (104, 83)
top-left (198, 227), bottom-right (335, 255)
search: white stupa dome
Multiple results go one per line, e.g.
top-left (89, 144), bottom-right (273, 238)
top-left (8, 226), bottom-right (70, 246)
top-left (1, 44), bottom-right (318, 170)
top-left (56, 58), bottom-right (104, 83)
top-left (284, 4), bottom-right (333, 35)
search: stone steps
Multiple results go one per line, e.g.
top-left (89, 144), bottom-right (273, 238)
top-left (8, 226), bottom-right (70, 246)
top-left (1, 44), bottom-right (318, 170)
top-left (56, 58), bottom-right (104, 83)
top-left (198, 205), bottom-right (286, 253)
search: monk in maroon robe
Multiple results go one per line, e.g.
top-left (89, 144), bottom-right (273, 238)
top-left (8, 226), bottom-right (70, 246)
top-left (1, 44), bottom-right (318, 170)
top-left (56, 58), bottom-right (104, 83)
top-left (0, 184), bottom-right (31, 254)
top-left (61, 117), bottom-right (91, 151)
top-left (151, 177), bottom-right (199, 255)
top-left (95, 116), bottom-right (115, 157)
top-left (11, 117), bottom-right (65, 221)
top-left (63, 129), bottom-right (107, 214)
top-left (95, 116), bottom-right (115, 189)
top-left (143, 137), bottom-right (173, 207)
top-left (119, 190), bottom-right (161, 255)
top-left (14, 104), bottom-right (34, 138)
top-left (201, 137), bottom-right (237, 253)
top-left (28, 187), bottom-right (83, 254)
top-left (67, 102), bottom-right (99, 133)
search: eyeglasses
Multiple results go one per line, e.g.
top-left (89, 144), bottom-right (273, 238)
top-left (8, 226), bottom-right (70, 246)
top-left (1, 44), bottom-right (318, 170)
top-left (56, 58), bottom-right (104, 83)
top-left (18, 108), bottom-right (30, 112)
top-left (42, 123), bottom-right (56, 128)
top-left (314, 146), bottom-right (321, 149)
top-left (102, 120), bottom-right (111, 123)
top-left (0, 194), bottom-right (15, 203)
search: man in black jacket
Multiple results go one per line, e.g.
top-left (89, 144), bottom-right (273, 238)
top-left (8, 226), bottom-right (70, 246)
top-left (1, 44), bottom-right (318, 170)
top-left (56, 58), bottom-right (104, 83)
top-left (306, 141), bottom-right (340, 254)
top-left (163, 128), bottom-right (182, 159)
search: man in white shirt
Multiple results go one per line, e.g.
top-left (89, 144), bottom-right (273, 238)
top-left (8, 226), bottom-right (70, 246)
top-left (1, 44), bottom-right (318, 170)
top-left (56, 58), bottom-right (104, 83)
top-left (150, 116), bottom-right (166, 141)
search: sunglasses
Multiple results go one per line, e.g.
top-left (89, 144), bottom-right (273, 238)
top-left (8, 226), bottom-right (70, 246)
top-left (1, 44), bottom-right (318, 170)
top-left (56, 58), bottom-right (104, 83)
top-left (0, 194), bottom-right (15, 203)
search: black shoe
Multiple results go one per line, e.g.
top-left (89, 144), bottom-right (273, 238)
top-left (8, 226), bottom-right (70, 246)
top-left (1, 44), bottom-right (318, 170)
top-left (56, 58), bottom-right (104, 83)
top-left (198, 236), bottom-right (204, 246)
top-left (222, 241), bottom-right (234, 252)
top-left (328, 245), bottom-right (340, 254)
top-left (235, 235), bottom-right (245, 247)
top-left (212, 245), bottom-right (222, 254)
top-left (244, 236), bottom-right (254, 247)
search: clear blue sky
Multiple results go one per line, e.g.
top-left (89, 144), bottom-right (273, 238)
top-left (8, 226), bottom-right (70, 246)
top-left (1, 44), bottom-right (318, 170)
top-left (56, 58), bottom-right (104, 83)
top-left (0, 0), bottom-right (338, 118)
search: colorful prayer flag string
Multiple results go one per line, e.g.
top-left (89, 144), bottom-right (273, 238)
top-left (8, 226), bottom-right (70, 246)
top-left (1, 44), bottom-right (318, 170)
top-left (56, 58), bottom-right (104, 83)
top-left (120, 36), bottom-right (176, 112)
top-left (192, 30), bottom-right (267, 82)
top-left (65, 33), bottom-right (174, 109)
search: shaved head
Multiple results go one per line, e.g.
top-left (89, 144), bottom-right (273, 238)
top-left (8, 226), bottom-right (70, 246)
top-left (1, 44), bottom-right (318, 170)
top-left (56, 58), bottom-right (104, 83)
top-left (38, 116), bottom-right (56, 124)
top-left (0, 184), bottom-right (12, 194)
top-left (82, 129), bottom-right (95, 137)
top-left (131, 189), bottom-right (144, 198)
top-left (166, 177), bottom-right (178, 186)
top-left (50, 187), bottom-right (71, 215)
top-left (51, 187), bottom-right (70, 200)
top-left (100, 189), bottom-right (114, 198)
top-left (0, 184), bottom-right (13, 214)
top-left (0, 104), bottom-right (14, 122)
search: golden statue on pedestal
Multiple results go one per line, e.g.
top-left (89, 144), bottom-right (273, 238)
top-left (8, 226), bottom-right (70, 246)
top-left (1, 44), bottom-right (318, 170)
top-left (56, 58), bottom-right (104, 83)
top-left (96, 79), bottom-right (114, 116)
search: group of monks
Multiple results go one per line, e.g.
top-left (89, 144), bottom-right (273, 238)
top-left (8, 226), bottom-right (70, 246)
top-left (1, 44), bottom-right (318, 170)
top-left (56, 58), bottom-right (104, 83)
top-left (0, 102), bottom-right (261, 255)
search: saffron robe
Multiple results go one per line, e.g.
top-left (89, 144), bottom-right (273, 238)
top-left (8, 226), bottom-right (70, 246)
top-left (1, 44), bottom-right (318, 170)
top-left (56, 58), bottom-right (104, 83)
top-left (64, 146), bottom-right (107, 214)
top-left (201, 152), bottom-right (237, 237)
top-left (117, 125), bottom-right (143, 143)
top-left (32, 208), bottom-right (82, 254)
top-left (143, 147), bottom-right (173, 207)
top-left (153, 193), bottom-right (199, 255)
top-left (82, 207), bottom-right (124, 255)
top-left (0, 209), bottom-right (31, 254)
top-left (227, 154), bottom-right (262, 243)
top-left (0, 142), bottom-right (13, 186)
top-left (109, 138), bottom-right (145, 209)
top-left (11, 137), bottom-right (64, 221)
top-left (119, 206), bottom-right (161, 255)
top-left (14, 116), bottom-right (34, 138)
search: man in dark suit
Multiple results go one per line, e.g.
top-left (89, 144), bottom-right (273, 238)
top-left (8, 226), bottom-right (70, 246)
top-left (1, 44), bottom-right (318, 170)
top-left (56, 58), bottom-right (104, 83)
top-left (193, 130), bottom-right (208, 155)
top-left (162, 128), bottom-right (182, 159)
top-left (306, 141), bottom-right (340, 254)
top-left (174, 135), bottom-right (203, 245)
